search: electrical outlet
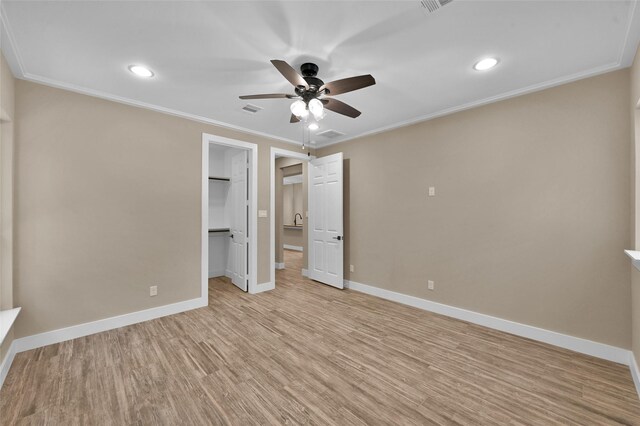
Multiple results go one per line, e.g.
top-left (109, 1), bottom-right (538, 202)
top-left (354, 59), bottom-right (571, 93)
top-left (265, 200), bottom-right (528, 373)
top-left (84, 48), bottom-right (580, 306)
top-left (258, 210), bottom-right (268, 218)
top-left (350, 264), bottom-right (355, 273)
top-left (428, 280), bottom-right (435, 290)
top-left (428, 187), bottom-right (436, 197)
top-left (150, 285), bottom-right (158, 297)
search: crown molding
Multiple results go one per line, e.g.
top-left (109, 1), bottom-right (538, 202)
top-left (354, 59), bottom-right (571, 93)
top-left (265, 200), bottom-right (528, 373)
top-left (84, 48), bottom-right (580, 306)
top-left (0, 2), bottom-right (25, 77)
top-left (620, 0), bottom-right (640, 67)
top-left (22, 73), bottom-right (302, 147)
top-left (313, 61), bottom-right (623, 149)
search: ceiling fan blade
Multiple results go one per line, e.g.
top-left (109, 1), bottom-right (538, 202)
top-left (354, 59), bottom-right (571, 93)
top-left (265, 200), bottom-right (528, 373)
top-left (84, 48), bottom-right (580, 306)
top-left (321, 98), bottom-right (361, 118)
top-left (239, 93), bottom-right (294, 100)
top-left (290, 114), bottom-right (300, 123)
top-left (320, 74), bottom-right (375, 96)
top-left (271, 60), bottom-right (309, 89)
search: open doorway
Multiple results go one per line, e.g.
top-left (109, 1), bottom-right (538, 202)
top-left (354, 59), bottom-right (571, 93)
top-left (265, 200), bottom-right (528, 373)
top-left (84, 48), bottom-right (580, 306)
top-left (202, 133), bottom-right (258, 299)
top-left (270, 147), bottom-right (345, 290)
top-left (270, 148), bottom-right (310, 286)
top-left (278, 160), bottom-right (306, 274)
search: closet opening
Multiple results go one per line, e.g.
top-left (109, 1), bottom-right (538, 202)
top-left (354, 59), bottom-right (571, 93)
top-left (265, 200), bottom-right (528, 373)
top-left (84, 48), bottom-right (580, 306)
top-left (202, 133), bottom-right (258, 299)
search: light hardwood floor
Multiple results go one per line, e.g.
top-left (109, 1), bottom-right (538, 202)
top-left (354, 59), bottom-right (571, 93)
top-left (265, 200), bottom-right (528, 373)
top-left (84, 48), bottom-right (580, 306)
top-left (2, 249), bottom-right (640, 425)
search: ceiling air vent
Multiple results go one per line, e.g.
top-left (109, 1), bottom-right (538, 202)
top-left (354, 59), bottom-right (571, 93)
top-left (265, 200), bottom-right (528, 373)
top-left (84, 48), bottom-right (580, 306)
top-left (420, 0), bottom-right (453, 14)
top-left (317, 129), bottom-right (345, 139)
top-left (241, 104), bottom-right (262, 114)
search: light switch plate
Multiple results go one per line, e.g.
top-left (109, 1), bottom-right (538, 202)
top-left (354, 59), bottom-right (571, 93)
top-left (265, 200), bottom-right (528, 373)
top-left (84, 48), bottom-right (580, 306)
top-left (258, 210), bottom-right (267, 218)
top-left (428, 187), bottom-right (436, 197)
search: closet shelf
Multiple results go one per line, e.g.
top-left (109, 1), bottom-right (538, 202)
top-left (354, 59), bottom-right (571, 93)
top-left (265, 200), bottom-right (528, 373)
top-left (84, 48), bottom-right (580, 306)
top-left (209, 176), bottom-right (230, 182)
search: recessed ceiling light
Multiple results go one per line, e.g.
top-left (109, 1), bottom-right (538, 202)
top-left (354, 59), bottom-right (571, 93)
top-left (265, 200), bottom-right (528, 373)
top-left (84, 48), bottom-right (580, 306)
top-left (473, 57), bottom-right (499, 71)
top-left (308, 123), bottom-right (319, 131)
top-left (128, 65), bottom-right (154, 78)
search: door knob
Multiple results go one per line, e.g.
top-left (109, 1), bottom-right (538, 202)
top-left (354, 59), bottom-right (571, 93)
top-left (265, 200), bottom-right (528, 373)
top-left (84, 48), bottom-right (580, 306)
top-left (332, 236), bottom-right (343, 241)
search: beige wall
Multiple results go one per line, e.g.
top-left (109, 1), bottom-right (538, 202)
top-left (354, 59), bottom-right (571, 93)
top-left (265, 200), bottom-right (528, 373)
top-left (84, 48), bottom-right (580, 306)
top-left (319, 69), bottom-right (631, 348)
top-left (283, 228), bottom-right (304, 248)
top-left (283, 183), bottom-right (303, 226)
top-left (13, 80), bottom-right (308, 338)
top-left (0, 51), bottom-right (16, 365)
top-left (282, 180), bottom-right (304, 248)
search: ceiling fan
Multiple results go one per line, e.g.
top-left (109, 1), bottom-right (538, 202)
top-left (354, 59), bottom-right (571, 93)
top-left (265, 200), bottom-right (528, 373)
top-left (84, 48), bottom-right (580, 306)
top-left (239, 60), bottom-right (375, 124)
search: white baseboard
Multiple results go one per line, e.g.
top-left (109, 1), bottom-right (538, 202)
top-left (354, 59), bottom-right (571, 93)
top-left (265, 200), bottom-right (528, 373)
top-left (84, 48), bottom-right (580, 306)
top-left (208, 269), bottom-right (226, 278)
top-left (630, 353), bottom-right (640, 398)
top-left (302, 268), bottom-right (308, 277)
top-left (13, 297), bottom-right (207, 354)
top-left (251, 281), bottom-right (275, 294)
top-left (344, 280), bottom-right (630, 366)
top-left (275, 262), bottom-right (285, 270)
top-left (0, 340), bottom-right (16, 389)
top-left (284, 245), bottom-right (303, 252)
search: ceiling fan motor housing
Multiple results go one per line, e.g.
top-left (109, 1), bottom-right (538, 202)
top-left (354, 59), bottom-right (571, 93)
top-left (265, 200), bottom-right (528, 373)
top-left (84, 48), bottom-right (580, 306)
top-left (300, 62), bottom-right (319, 77)
top-left (296, 63), bottom-right (326, 98)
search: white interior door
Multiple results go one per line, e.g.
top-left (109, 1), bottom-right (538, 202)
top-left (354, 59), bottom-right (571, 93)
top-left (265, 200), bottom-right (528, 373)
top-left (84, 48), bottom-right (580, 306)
top-left (308, 152), bottom-right (344, 288)
top-left (230, 150), bottom-right (248, 291)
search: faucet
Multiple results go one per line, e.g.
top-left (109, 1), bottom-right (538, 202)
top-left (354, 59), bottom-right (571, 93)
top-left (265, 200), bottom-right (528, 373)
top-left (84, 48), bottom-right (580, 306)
top-left (294, 213), bottom-right (303, 226)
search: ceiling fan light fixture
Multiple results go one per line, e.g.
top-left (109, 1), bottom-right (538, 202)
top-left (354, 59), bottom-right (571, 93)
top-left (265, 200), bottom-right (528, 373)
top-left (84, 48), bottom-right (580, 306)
top-left (290, 100), bottom-right (307, 118)
top-left (308, 123), bottom-right (319, 131)
top-left (473, 57), bottom-right (499, 71)
top-left (308, 98), bottom-right (324, 120)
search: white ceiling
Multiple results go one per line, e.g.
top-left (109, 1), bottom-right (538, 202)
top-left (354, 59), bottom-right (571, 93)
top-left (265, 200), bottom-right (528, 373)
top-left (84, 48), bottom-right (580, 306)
top-left (2, 1), bottom-right (639, 148)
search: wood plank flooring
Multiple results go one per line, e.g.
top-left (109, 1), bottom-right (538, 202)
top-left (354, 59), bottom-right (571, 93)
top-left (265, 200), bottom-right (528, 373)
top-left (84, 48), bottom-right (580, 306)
top-left (2, 249), bottom-right (640, 425)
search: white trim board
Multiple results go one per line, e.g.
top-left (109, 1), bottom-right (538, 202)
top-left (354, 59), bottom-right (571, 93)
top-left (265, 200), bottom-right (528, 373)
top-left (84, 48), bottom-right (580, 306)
top-left (630, 353), bottom-right (640, 399)
top-left (0, 340), bottom-right (16, 389)
top-left (208, 269), bottom-right (227, 279)
top-left (12, 297), bottom-right (207, 354)
top-left (344, 280), bottom-right (630, 366)
top-left (252, 281), bottom-right (275, 294)
top-left (283, 245), bottom-right (303, 252)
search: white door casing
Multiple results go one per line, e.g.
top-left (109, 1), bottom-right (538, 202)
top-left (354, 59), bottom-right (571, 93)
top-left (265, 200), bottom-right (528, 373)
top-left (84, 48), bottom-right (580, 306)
top-left (308, 152), bottom-right (344, 289)
top-left (230, 150), bottom-right (248, 291)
